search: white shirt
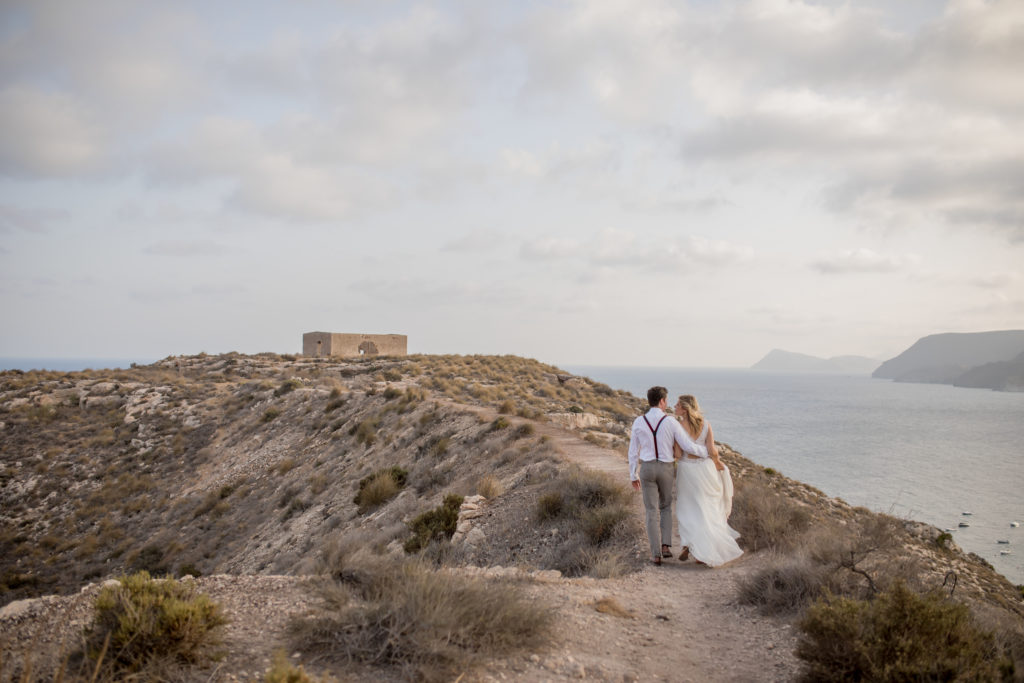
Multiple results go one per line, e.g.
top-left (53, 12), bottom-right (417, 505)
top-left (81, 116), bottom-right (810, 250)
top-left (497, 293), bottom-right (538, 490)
top-left (628, 407), bottom-right (707, 481)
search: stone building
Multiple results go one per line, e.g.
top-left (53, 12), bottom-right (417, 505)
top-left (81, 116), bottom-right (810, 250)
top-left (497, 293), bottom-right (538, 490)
top-left (302, 332), bottom-right (407, 358)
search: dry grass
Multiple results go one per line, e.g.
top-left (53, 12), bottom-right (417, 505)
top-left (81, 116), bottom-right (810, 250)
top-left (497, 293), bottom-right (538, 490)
top-left (729, 478), bottom-right (811, 552)
top-left (593, 596), bottom-right (635, 618)
top-left (475, 475), bottom-right (504, 499)
top-left (291, 556), bottom-right (551, 682)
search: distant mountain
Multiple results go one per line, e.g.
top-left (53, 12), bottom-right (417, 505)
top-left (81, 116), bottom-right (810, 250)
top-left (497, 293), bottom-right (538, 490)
top-left (751, 349), bottom-right (880, 374)
top-left (873, 330), bottom-right (1024, 391)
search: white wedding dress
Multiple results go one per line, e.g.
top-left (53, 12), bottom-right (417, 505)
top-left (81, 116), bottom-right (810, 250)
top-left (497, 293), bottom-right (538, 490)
top-left (676, 420), bottom-right (743, 567)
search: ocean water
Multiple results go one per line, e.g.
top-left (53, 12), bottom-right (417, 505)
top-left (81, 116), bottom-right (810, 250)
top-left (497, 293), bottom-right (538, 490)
top-left (565, 366), bottom-right (1024, 586)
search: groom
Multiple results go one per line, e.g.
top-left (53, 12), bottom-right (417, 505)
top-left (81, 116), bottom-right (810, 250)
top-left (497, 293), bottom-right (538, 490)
top-left (628, 386), bottom-right (704, 565)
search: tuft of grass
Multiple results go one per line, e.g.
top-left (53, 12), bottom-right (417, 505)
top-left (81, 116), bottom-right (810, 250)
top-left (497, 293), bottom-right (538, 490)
top-left (262, 408), bottom-right (282, 423)
top-left (737, 553), bottom-right (836, 615)
top-left (490, 417), bottom-right (509, 431)
top-left (353, 466), bottom-right (408, 514)
top-left (496, 399), bottom-right (515, 414)
top-left (730, 479), bottom-right (811, 551)
top-left (593, 596), bottom-right (634, 618)
top-left (275, 379), bottom-right (304, 396)
top-left (81, 571), bottom-right (227, 677)
top-left (290, 557), bottom-right (551, 682)
top-left (350, 416), bottom-right (381, 446)
top-left (475, 475), bottom-right (503, 499)
top-left (404, 494), bottom-right (464, 553)
top-left (512, 423), bottom-right (535, 439)
top-left (796, 582), bottom-right (1007, 681)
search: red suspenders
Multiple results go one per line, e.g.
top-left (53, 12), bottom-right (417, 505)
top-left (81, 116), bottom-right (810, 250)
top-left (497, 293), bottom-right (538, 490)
top-left (642, 415), bottom-right (669, 462)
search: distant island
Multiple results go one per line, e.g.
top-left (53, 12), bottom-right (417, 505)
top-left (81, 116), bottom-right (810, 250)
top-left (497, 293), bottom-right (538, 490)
top-left (872, 330), bottom-right (1024, 391)
top-left (751, 349), bottom-right (880, 374)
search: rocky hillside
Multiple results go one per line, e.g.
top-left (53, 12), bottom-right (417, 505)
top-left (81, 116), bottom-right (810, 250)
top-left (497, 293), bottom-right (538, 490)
top-left (0, 353), bottom-right (642, 605)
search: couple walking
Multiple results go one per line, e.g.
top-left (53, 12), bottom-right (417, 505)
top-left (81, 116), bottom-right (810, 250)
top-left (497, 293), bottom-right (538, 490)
top-left (628, 386), bottom-right (742, 567)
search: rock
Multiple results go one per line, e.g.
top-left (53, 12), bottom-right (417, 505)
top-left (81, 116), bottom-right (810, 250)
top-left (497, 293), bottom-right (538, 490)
top-left (465, 527), bottom-right (486, 547)
top-left (548, 412), bottom-right (602, 430)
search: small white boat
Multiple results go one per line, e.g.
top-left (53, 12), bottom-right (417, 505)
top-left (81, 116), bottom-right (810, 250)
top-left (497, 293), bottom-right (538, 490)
top-left (959, 522), bottom-right (970, 528)
top-left (1000, 550), bottom-right (1012, 556)
top-left (944, 528), bottom-right (956, 532)
top-left (1012, 521), bottom-right (1021, 528)
top-left (962, 511), bottom-right (973, 516)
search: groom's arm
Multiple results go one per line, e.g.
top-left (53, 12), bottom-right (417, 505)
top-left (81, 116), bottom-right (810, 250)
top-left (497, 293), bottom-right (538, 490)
top-left (627, 420), bottom-right (642, 488)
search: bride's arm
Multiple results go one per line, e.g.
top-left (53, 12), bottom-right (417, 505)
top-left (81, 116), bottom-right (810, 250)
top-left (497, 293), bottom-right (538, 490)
top-left (706, 424), bottom-right (724, 471)
top-left (673, 442), bottom-right (684, 461)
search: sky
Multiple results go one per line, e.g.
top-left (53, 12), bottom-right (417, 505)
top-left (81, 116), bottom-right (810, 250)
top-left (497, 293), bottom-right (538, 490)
top-left (1, 0), bottom-right (1022, 368)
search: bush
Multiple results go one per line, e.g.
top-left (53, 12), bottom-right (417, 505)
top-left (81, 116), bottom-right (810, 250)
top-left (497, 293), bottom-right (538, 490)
top-left (475, 475), bottom-right (503, 499)
top-left (796, 582), bottom-right (1007, 682)
top-left (275, 379), bottom-right (304, 396)
top-left (291, 558), bottom-right (550, 681)
top-left (490, 417), bottom-right (509, 431)
top-left (353, 466), bottom-right (408, 514)
top-left (404, 494), bottom-right (464, 553)
top-left (262, 408), bottom-right (281, 423)
top-left (351, 416), bottom-right (381, 445)
top-left (737, 553), bottom-right (836, 615)
top-left (82, 571), bottom-right (227, 676)
top-left (496, 400), bottom-right (515, 414)
top-left (730, 479), bottom-right (810, 551)
top-left (512, 423), bottom-right (535, 439)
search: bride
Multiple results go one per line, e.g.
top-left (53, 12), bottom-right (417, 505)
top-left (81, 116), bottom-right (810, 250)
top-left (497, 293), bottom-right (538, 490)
top-left (672, 394), bottom-right (743, 567)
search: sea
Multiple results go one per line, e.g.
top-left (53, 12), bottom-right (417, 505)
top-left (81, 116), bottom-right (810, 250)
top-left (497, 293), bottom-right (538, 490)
top-left (565, 366), bottom-right (1024, 586)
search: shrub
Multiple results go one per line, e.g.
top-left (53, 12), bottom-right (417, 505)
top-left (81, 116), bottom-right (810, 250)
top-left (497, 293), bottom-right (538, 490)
top-left (475, 475), bottom-right (503, 499)
top-left (82, 571), bottom-right (227, 676)
top-left (383, 386), bottom-right (403, 400)
top-left (580, 506), bottom-right (630, 545)
top-left (533, 468), bottom-right (632, 555)
top-left (405, 494), bottom-right (464, 553)
top-left (290, 558), bottom-right (550, 681)
top-left (512, 423), bottom-right (535, 439)
top-left (351, 416), bottom-right (381, 445)
top-left (796, 582), bottom-right (1007, 682)
top-left (737, 554), bottom-right (836, 615)
top-left (730, 479), bottom-right (810, 551)
top-left (497, 399), bottom-right (515, 414)
top-left (262, 408), bottom-right (281, 423)
top-left (353, 466), bottom-right (409, 514)
top-left (275, 379), bottom-right (304, 396)
top-left (130, 544), bottom-right (169, 576)
top-left (568, 405), bottom-right (583, 414)
top-left (490, 417), bottom-right (509, 431)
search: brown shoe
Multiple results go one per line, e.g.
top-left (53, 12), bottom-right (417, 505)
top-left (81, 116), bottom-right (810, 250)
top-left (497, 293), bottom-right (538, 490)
top-left (651, 557), bottom-right (662, 566)
top-left (661, 545), bottom-right (673, 558)
top-left (678, 547), bottom-right (689, 561)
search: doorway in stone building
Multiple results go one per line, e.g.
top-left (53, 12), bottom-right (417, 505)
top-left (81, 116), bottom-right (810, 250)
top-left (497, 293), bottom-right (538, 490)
top-left (358, 341), bottom-right (379, 356)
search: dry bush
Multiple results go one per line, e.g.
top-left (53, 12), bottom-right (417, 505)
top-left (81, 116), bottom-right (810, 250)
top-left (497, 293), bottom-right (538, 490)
top-left (353, 467), bottom-right (408, 514)
top-left (496, 399), bottom-right (515, 414)
top-left (475, 475), bottom-right (504, 499)
top-left (737, 552), bottom-right (838, 615)
top-left (291, 558), bottom-right (551, 682)
top-left (796, 582), bottom-right (1010, 682)
top-left (729, 479), bottom-right (811, 551)
top-left (265, 649), bottom-right (337, 682)
top-left (79, 572), bottom-right (227, 679)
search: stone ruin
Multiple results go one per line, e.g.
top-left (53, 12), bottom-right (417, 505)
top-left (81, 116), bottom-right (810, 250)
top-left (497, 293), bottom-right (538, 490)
top-left (302, 332), bottom-right (408, 358)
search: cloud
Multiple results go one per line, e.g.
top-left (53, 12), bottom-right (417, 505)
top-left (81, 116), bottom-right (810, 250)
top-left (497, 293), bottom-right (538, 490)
top-left (142, 241), bottom-right (228, 257)
top-left (811, 248), bottom-right (919, 274)
top-left (441, 231), bottom-right (505, 253)
top-left (0, 86), bottom-right (104, 176)
top-left (969, 272), bottom-right (1019, 289)
top-left (520, 229), bottom-right (752, 272)
top-left (0, 205), bottom-right (68, 233)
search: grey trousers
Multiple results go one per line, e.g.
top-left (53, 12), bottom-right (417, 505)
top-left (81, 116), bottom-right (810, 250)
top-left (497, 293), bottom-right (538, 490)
top-left (639, 459), bottom-right (675, 559)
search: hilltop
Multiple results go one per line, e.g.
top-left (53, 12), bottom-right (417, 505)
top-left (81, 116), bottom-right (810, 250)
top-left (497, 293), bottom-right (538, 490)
top-left (2, 353), bottom-right (1022, 681)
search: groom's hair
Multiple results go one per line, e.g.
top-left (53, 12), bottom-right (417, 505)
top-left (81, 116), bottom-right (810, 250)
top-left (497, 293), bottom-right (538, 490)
top-left (646, 386), bottom-right (667, 407)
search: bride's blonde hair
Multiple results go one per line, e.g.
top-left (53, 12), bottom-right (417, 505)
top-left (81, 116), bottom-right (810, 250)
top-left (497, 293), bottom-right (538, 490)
top-left (677, 394), bottom-right (704, 436)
